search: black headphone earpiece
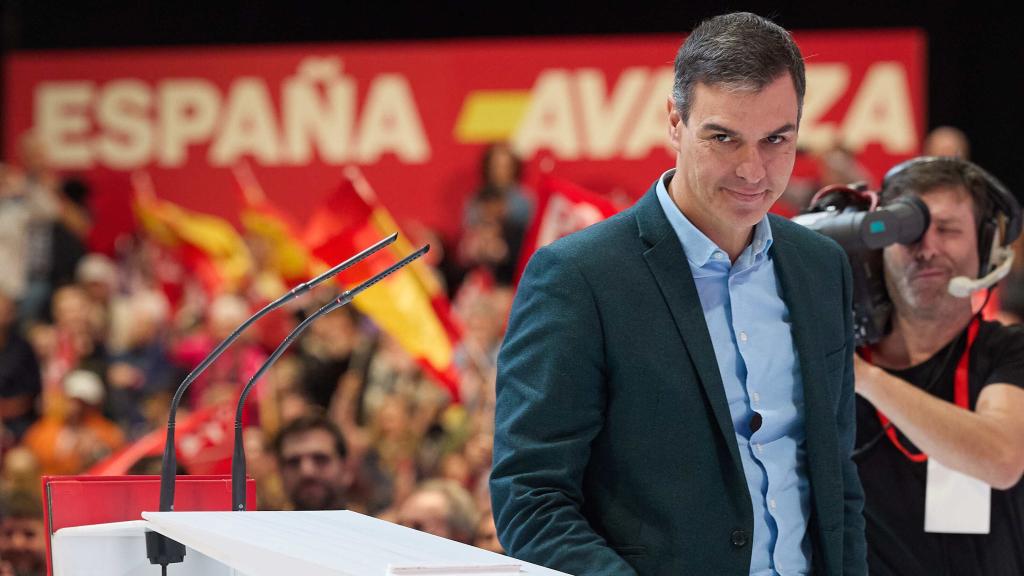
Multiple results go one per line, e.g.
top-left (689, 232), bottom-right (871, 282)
top-left (882, 156), bottom-right (1022, 276)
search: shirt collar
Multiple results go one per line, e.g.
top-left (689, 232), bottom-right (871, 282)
top-left (654, 168), bottom-right (774, 268)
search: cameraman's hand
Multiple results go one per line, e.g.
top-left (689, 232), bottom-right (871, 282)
top-left (853, 353), bottom-right (884, 400)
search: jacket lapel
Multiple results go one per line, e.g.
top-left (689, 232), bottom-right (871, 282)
top-left (770, 228), bottom-right (843, 528)
top-left (635, 186), bottom-right (744, 475)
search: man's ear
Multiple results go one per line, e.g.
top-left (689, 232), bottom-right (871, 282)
top-left (667, 97), bottom-right (683, 152)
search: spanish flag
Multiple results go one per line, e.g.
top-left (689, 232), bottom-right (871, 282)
top-left (232, 162), bottom-right (311, 283)
top-left (132, 171), bottom-right (252, 295)
top-left (304, 167), bottom-right (460, 401)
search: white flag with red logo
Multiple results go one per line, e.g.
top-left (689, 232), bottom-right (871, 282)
top-left (517, 174), bottom-right (621, 281)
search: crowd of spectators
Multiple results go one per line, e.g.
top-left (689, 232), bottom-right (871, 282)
top-left (0, 136), bottom-right (529, 573)
top-left (0, 128), bottom-right (1021, 574)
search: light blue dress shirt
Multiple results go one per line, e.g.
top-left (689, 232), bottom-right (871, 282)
top-left (656, 170), bottom-right (812, 576)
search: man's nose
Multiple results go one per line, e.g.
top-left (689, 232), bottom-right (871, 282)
top-left (736, 144), bottom-right (766, 183)
top-left (299, 459), bottom-right (320, 475)
top-left (913, 227), bottom-right (941, 260)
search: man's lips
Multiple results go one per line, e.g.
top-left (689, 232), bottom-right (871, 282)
top-left (723, 187), bottom-right (767, 201)
top-left (910, 267), bottom-right (949, 280)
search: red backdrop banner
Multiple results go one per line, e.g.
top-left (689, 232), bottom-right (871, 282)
top-left (4, 32), bottom-right (925, 250)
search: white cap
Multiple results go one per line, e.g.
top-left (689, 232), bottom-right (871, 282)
top-left (63, 370), bottom-right (104, 406)
top-left (75, 254), bottom-right (117, 287)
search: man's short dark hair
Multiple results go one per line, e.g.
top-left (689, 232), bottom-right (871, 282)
top-left (0, 489), bottom-right (43, 520)
top-left (673, 12), bottom-right (806, 124)
top-left (880, 157), bottom-right (993, 225)
top-left (272, 414), bottom-right (348, 461)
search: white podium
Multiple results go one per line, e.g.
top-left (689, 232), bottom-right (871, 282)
top-left (50, 510), bottom-right (571, 576)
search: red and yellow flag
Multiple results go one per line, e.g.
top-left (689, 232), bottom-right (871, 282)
top-left (232, 162), bottom-right (311, 283)
top-left (132, 171), bottom-right (252, 295)
top-left (304, 167), bottom-right (461, 400)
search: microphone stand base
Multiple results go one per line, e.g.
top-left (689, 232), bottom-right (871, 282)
top-left (145, 529), bottom-right (186, 571)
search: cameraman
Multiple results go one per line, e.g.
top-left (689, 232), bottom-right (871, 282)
top-left (853, 157), bottom-right (1024, 575)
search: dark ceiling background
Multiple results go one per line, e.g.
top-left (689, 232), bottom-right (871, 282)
top-left (2, 0), bottom-right (1021, 195)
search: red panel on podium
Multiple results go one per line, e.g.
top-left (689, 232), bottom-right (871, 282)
top-left (41, 474), bottom-right (257, 576)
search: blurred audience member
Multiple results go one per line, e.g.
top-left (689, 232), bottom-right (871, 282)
top-left (474, 513), bottom-right (504, 554)
top-left (105, 290), bottom-right (175, 438)
top-left (452, 287), bottom-right (505, 412)
top-left (817, 143), bottom-right (872, 187)
top-left (36, 285), bottom-right (107, 416)
top-left (277, 385), bottom-right (315, 425)
top-left (359, 336), bottom-right (447, 429)
top-left (397, 479), bottom-right (479, 544)
top-left (0, 448), bottom-right (39, 496)
top-left (923, 125), bottom-right (970, 159)
top-left (244, 427), bottom-right (288, 511)
top-left (0, 488), bottom-right (46, 576)
top-left (0, 293), bottom-right (41, 441)
top-left (296, 305), bottom-right (365, 413)
top-left (447, 143), bottom-right (534, 291)
top-left (0, 160), bottom-right (58, 322)
top-left (273, 413), bottom-right (350, 511)
top-left (17, 135), bottom-right (89, 325)
top-left (172, 294), bottom-right (266, 415)
top-left (994, 234), bottom-right (1024, 324)
top-left (75, 254), bottom-right (119, 348)
top-left (22, 370), bottom-right (124, 475)
top-left (26, 178), bottom-right (91, 323)
top-left (466, 143), bottom-right (532, 233)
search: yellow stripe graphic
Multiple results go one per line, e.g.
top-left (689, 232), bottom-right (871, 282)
top-left (454, 90), bottom-right (531, 143)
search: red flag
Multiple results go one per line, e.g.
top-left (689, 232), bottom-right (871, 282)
top-left (87, 403), bottom-right (235, 476)
top-left (517, 174), bottom-right (621, 280)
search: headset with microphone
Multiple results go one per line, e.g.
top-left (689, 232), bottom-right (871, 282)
top-left (881, 156), bottom-right (1022, 298)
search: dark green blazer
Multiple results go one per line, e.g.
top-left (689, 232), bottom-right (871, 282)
top-left (491, 183), bottom-right (867, 575)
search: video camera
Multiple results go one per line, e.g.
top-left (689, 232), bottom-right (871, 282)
top-left (792, 183), bottom-right (930, 346)
top-left (793, 157), bottom-right (1023, 347)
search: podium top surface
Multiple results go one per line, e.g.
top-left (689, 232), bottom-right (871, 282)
top-left (142, 510), bottom-right (571, 576)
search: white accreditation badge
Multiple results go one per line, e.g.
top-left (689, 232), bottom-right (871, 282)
top-left (924, 458), bottom-right (991, 534)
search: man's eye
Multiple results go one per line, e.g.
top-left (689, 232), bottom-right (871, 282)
top-left (764, 135), bottom-right (787, 144)
top-left (712, 134), bottom-right (732, 143)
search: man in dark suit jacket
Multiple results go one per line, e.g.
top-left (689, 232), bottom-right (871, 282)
top-left (491, 12), bottom-right (867, 576)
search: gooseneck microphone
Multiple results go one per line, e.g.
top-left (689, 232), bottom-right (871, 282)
top-left (147, 233), bottom-right (397, 573)
top-left (230, 244), bottom-right (429, 511)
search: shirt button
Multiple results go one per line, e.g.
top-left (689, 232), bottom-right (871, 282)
top-left (769, 499), bottom-right (777, 511)
top-left (713, 251), bottom-right (725, 260)
top-left (739, 331), bottom-right (748, 342)
top-left (731, 529), bottom-right (748, 547)
top-left (756, 443), bottom-right (764, 454)
top-left (752, 392), bottom-right (760, 404)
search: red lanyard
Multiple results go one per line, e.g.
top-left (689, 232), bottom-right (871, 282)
top-left (863, 318), bottom-right (979, 463)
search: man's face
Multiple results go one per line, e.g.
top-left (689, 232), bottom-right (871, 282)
top-left (0, 518), bottom-right (46, 574)
top-left (398, 491), bottom-right (454, 540)
top-left (278, 429), bottom-right (347, 511)
top-left (668, 75), bottom-right (799, 242)
top-left (883, 186), bottom-right (980, 316)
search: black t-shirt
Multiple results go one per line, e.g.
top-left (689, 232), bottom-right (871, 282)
top-left (855, 320), bottom-right (1024, 576)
